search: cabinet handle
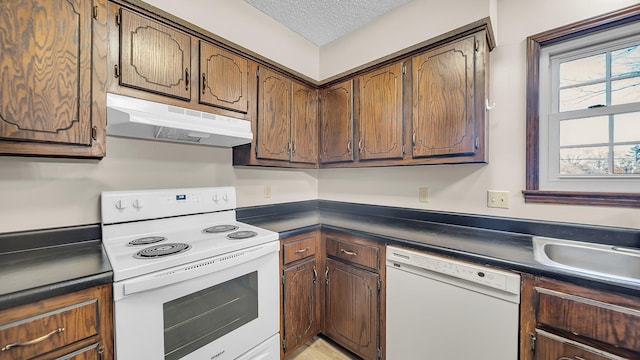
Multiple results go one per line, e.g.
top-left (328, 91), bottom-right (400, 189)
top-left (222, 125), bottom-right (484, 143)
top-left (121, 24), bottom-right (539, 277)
top-left (313, 265), bottom-right (317, 284)
top-left (485, 98), bottom-right (496, 111)
top-left (358, 139), bottom-right (363, 153)
top-left (294, 247), bottom-right (309, 254)
top-left (292, 142), bottom-right (296, 154)
top-left (412, 131), bottom-right (416, 146)
top-left (2, 328), bottom-right (65, 351)
top-left (347, 141), bottom-right (352, 153)
top-left (340, 248), bottom-right (357, 257)
top-left (185, 68), bottom-right (190, 90)
top-left (557, 357), bottom-right (586, 360)
top-left (325, 266), bottom-right (329, 285)
top-left (202, 73), bottom-right (207, 94)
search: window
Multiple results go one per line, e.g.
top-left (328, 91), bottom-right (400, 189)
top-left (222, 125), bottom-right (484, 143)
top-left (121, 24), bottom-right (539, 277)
top-left (525, 4), bottom-right (640, 207)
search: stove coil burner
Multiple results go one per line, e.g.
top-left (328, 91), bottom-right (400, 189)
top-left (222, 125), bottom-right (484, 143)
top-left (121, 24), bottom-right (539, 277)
top-left (134, 243), bottom-right (191, 259)
top-left (203, 224), bottom-right (239, 233)
top-left (227, 230), bottom-right (258, 240)
top-left (128, 236), bottom-right (166, 246)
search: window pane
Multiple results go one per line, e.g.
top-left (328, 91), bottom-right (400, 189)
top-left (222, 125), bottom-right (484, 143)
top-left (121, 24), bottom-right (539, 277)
top-left (560, 116), bottom-right (609, 146)
top-left (559, 146), bottom-right (609, 175)
top-left (611, 77), bottom-right (640, 105)
top-left (559, 53), bottom-right (606, 87)
top-left (613, 144), bottom-right (640, 174)
top-left (614, 112), bottom-right (640, 142)
top-left (611, 45), bottom-right (640, 78)
top-left (559, 83), bottom-right (606, 112)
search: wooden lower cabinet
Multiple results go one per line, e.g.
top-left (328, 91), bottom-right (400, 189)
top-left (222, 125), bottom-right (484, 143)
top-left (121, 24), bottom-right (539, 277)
top-left (324, 258), bottom-right (379, 360)
top-left (281, 231), bottom-right (321, 358)
top-left (520, 274), bottom-right (640, 360)
top-left (0, 284), bottom-right (113, 360)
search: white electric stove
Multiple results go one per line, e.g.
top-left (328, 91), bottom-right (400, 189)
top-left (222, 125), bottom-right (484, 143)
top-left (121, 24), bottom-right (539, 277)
top-left (101, 186), bottom-right (280, 360)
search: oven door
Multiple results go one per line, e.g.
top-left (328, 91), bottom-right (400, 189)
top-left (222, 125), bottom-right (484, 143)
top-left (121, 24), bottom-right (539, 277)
top-left (113, 241), bottom-right (279, 360)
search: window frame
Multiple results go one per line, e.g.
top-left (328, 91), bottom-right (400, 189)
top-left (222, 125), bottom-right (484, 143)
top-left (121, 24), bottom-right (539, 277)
top-left (524, 4), bottom-right (640, 208)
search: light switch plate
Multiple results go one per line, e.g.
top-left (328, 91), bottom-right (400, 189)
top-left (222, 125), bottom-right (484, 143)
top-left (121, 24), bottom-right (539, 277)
top-left (419, 187), bottom-right (429, 203)
top-left (487, 190), bottom-right (509, 209)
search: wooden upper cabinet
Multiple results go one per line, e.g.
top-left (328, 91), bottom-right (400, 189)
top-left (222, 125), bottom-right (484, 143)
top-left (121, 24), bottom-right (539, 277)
top-left (0, 0), bottom-right (106, 157)
top-left (320, 80), bottom-right (354, 164)
top-left (412, 35), bottom-right (477, 158)
top-left (199, 41), bottom-right (248, 113)
top-left (291, 82), bottom-right (318, 164)
top-left (257, 67), bottom-right (291, 161)
top-left (359, 62), bottom-right (404, 161)
top-left (118, 8), bottom-right (192, 100)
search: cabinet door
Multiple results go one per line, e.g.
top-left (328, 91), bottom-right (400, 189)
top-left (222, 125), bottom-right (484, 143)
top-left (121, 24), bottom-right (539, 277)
top-left (412, 35), bottom-right (476, 158)
top-left (324, 259), bottom-right (378, 360)
top-left (119, 8), bottom-right (191, 100)
top-left (283, 258), bottom-right (320, 354)
top-left (291, 82), bottom-right (318, 164)
top-left (0, 0), bottom-right (93, 146)
top-left (256, 67), bottom-right (291, 161)
top-left (320, 80), bottom-right (354, 163)
top-left (534, 331), bottom-right (622, 360)
top-left (199, 41), bottom-right (248, 113)
top-left (359, 62), bottom-right (404, 160)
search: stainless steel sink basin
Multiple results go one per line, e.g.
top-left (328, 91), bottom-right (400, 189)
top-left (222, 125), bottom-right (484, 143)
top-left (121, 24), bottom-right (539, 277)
top-left (533, 237), bottom-right (640, 283)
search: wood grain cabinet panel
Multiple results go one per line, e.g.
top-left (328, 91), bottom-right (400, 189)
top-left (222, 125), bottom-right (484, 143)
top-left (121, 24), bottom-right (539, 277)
top-left (320, 80), bottom-right (354, 164)
top-left (199, 41), bottom-right (248, 113)
top-left (256, 67), bottom-right (291, 161)
top-left (534, 331), bottom-right (624, 360)
top-left (0, 0), bottom-right (107, 157)
top-left (280, 231), bottom-right (321, 358)
top-left (412, 35), bottom-right (477, 158)
top-left (119, 8), bottom-right (192, 100)
top-left (0, 284), bottom-right (113, 360)
top-left (520, 274), bottom-right (640, 360)
top-left (283, 258), bottom-right (320, 354)
top-left (358, 62), bottom-right (404, 161)
top-left (324, 258), bottom-right (378, 360)
top-left (291, 82), bottom-right (318, 164)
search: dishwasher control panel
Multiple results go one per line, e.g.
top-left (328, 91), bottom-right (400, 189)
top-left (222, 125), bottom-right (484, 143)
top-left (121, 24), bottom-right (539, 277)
top-left (387, 246), bottom-right (520, 295)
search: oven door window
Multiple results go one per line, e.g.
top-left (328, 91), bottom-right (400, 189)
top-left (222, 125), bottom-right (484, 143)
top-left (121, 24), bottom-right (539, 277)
top-left (163, 271), bottom-right (259, 360)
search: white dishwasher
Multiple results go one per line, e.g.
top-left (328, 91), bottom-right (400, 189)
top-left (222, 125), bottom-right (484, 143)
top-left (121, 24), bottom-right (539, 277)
top-left (386, 246), bottom-right (521, 360)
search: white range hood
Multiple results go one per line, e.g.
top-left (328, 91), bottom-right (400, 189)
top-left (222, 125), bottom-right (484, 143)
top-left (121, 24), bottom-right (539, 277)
top-left (106, 93), bottom-right (253, 147)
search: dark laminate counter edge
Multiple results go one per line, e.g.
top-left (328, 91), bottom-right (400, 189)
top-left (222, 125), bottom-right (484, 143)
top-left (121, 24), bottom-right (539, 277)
top-left (0, 226), bottom-right (112, 311)
top-left (0, 271), bottom-right (113, 311)
top-left (238, 202), bottom-right (640, 297)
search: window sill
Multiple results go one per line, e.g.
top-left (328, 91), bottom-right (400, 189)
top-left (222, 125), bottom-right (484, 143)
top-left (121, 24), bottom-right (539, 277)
top-left (523, 190), bottom-right (640, 208)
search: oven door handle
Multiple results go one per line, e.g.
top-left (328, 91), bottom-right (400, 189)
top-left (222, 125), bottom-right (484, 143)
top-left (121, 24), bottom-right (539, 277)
top-left (118, 241), bottom-right (279, 297)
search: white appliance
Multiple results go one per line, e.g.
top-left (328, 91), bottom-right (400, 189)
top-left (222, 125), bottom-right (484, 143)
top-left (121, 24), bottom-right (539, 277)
top-left (106, 93), bottom-right (253, 147)
top-left (101, 187), bottom-right (279, 360)
top-left (386, 246), bottom-right (521, 359)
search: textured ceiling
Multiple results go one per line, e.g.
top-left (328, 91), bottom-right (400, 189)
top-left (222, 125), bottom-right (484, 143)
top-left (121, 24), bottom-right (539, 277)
top-left (243, 0), bottom-right (413, 47)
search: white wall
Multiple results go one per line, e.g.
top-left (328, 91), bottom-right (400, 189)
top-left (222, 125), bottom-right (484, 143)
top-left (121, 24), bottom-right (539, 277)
top-left (1, 0), bottom-right (638, 234)
top-left (319, 0), bottom-right (640, 229)
top-left (319, 0), bottom-right (495, 79)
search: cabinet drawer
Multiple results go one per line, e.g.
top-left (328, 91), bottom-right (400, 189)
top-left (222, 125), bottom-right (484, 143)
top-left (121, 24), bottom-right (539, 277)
top-left (326, 236), bottom-right (379, 270)
top-left (283, 236), bottom-right (317, 265)
top-left (535, 330), bottom-right (623, 360)
top-left (535, 288), bottom-right (640, 353)
top-left (0, 300), bottom-right (98, 360)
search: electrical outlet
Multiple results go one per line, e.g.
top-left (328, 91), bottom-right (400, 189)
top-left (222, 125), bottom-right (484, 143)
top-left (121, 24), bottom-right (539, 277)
top-left (264, 185), bottom-right (271, 198)
top-left (418, 187), bottom-right (429, 203)
top-left (487, 190), bottom-right (509, 209)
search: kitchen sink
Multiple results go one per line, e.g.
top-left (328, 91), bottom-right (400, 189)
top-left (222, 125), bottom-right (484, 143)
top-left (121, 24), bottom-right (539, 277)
top-left (532, 236), bottom-right (640, 283)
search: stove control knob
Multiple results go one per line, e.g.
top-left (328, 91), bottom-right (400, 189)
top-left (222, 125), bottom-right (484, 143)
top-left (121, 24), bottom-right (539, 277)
top-left (115, 200), bottom-right (127, 210)
top-left (222, 193), bottom-right (229, 201)
top-left (212, 194), bottom-right (219, 203)
top-left (133, 199), bottom-right (143, 209)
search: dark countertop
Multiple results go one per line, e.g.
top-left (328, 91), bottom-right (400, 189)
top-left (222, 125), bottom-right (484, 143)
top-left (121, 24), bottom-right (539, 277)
top-left (240, 205), bottom-right (640, 297)
top-left (0, 226), bottom-right (112, 311)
